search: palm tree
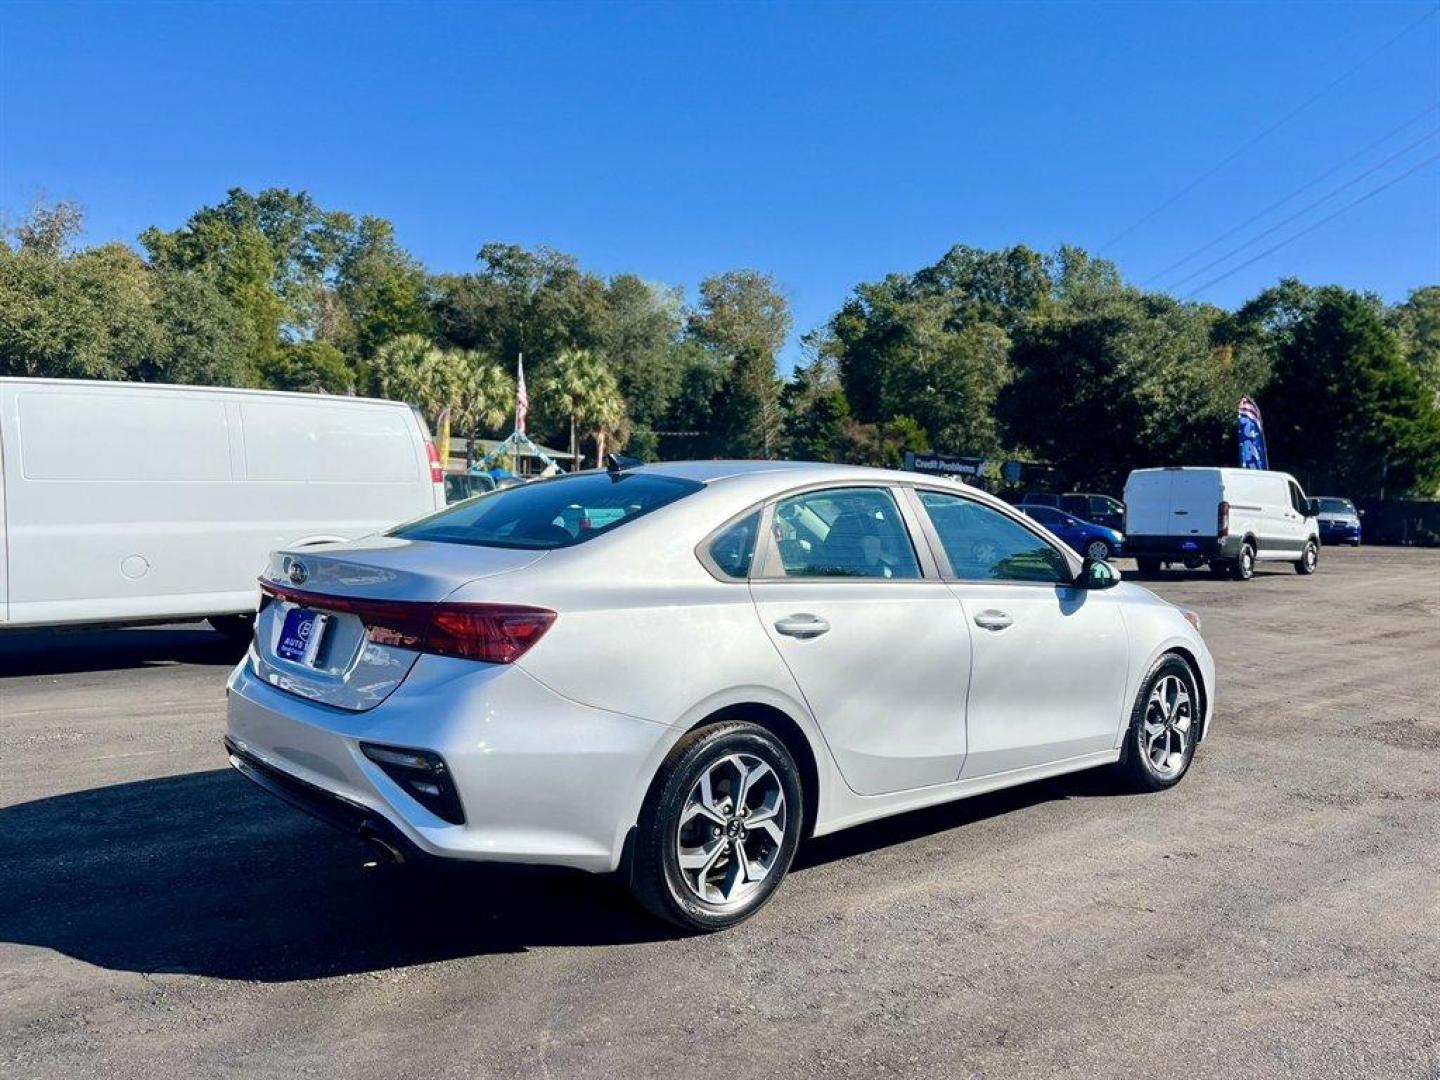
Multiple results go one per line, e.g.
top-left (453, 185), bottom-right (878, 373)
top-left (538, 349), bottom-right (625, 469)
top-left (371, 335), bottom-right (513, 464)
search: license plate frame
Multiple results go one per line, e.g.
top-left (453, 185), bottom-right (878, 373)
top-left (276, 606), bottom-right (329, 666)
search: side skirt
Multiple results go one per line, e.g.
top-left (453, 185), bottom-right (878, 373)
top-left (811, 749), bottom-right (1121, 839)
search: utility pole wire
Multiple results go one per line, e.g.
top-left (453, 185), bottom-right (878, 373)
top-left (1184, 149), bottom-right (1440, 299)
top-left (1165, 125), bottom-right (1440, 291)
top-left (1143, 103), bottom-right (1440, 287)
top-left (1097, 3), bottom-right (1440, 254)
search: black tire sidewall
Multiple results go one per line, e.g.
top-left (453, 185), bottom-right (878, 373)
top-left (640, 724), bottom-right (803, 931)
top-left (1233, 543), bottom-right (1255, 580)
top-left (1296, 541), bottom-right (1318, 574)
top-left (1124, 654), bottom-right (1201, 791)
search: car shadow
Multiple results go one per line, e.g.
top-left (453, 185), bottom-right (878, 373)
top-left (0, 764), bottom-right (1130, 980)
top-left (0, 624), bottom-right (248, 678)
top-left (794, 766), bottom-right (1128, 870)
top-left (0, 768), bottom-right (669, 981)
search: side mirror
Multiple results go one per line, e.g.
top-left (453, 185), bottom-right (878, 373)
top-left (1305, 498), bottom-right (1320, 517)
top-left (1078, 556), bottom-right (1121, 590)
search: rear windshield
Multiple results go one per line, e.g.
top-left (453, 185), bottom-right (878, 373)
top-left (390, 471), bottom-right (703, 549)
top-left (1317, 498), bottom-right (1355, 514)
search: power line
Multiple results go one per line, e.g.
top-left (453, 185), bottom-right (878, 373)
top-left (1165, 125), bottom-right (1440, 291)
top-left (1097, 3), bottom-right (1440, 253)
top-left (1143, 103), bottom-right (1440, 287)
top-left (1184, 150), bottom-right (1440, 298)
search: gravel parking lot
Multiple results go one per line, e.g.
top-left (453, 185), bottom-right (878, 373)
top-left (2, 545), bottom-right (1437, 1080)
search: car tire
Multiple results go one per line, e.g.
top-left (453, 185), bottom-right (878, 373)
top-left (1135, 557), bottom-right (1161, 578)
top-left (629, 721), bottom-right (804, 932)
top-left (1115, 653), bottom-right (1201, 793)
top-left (209, 613), bottom-right (256, 644)
top-left (1084, 539), bottom-right (1112, 561)
top-left (1295, 540), bottom-right (1318, 575)
top-left (1230, 542), bottom-right (1255, 581)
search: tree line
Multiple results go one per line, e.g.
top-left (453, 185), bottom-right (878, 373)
top-left (2, 188), bottom-right (1437, 498)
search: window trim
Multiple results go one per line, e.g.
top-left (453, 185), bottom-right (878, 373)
top-left (905, 485), bottom-right (1082, 586)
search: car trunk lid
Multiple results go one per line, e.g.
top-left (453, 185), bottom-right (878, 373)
top-left (251, 537), bottom-right (546, 711)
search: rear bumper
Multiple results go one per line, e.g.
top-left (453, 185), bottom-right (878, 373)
top-left (1124, 535), bottom-right (1242, 560)
top-left (224, 655), bottom-right (678, 873)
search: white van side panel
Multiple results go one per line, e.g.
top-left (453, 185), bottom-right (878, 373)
top-left (0, 380), bottom-right (439, 629)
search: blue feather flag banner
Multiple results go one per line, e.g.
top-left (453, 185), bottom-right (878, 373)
top-left (1237, 396), bottom-right (1268, 470)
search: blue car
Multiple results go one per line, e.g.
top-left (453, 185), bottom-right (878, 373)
top-left (1019, 505), bottom-right (1125, 562)
top-left (1315, 496), bottom-right (1362, 546)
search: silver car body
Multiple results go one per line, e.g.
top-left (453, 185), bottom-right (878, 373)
top-left (226, 461), bottom-right (1215, 873)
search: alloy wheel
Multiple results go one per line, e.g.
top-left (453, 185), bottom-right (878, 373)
top-left (676, 753), bottom-right (787, 907)
top-left (1086, 540), bottom-right (1109, 561)
top-left (1142, 674), bottom-right (1193, 779)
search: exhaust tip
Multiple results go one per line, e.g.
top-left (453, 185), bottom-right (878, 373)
top-left (359, 821), bottom-right (407, 865)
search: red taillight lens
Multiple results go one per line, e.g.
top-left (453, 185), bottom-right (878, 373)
top-left (259, 582), bottom-right (555, 664)
top-left (424, 440), bottom-right (444, 484)
top-left (1217, 500), bottom-right (1230, 538)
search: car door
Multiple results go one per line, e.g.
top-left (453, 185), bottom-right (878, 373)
top-left (910, 488), bottom-right (1130, 778)
top-left (749, 485), bottom-right (972, 796)
top-left (1285, 479), bottom-right (1313, 553)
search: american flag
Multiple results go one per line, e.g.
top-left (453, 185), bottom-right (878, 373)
top-left (515, 356), bottom-right (528, 435)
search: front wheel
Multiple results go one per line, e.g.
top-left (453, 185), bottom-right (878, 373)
top-left (1294, 540), bottom-right (1318, 575)
top-left (1084, 539), bottom-right (1112, 562)
top-left (629, 721), bottom-right (804, 932)
top-left (1115, 654), bottom-right (1201, 792)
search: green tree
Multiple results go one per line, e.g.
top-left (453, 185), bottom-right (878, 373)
top-left (1391, 286), bottom-right (1440, 403)
top-left (371, 334), bottom-right (515, 462)
top-left (536, 348), bottom-right (625, 468)
top-left (781, 346), bottom-right (851, 462)
top-left (1259, 287), bottom-right (1440, 497)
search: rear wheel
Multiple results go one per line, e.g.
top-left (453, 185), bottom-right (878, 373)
top-left (209, 613), bottom-right (256, 644)
top-left (1230, 542), bottom-right (1255, 581)
top-left (1115, 654), bottom-right (1200, 792)
top-left (1135, 557), bottom-right (1161, 578)
top-left (1295, 540), bottom-right (1318, 575)
top-left (629, 721), bottom-right (803, 932)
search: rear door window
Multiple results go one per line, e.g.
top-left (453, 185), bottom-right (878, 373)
top-left (770, 488), bottom-right (920, 579)
top-left (707, 511), bottom-right (761, 579)
top-left (391, 472), bottom-right (703, 549)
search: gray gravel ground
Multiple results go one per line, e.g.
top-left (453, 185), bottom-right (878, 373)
top-left (2, 545), bottom-right (1438, 1080)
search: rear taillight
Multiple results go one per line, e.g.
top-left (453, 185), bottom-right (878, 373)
top-left (424, 439), bottom-right (444, 485)
top-left (259, 582), bottom-right (555, 664)
top-left (1217, 500), bottom-right (1230, 538)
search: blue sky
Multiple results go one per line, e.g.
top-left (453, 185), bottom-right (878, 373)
top-left (2, 1), bottom-right (1436, 367)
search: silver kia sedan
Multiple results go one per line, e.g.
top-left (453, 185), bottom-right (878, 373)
top-left (225, 460), bottom-right (1215, 931)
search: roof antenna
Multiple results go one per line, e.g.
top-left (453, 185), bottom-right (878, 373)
top-left (606, 453), bottom-right (642, 475)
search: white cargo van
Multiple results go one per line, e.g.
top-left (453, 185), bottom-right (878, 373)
top-left (0, 378), bottom-right (446, 637)
top-left (1122, 467), bottom-right (1320, 581)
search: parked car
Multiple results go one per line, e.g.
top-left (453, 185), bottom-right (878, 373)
top-left (0, 378), bottom-right (446, 638)
top-left (225, 461), bottom-right (1215, 931)
top-left (1314, 497), bottom-right (1362, 546)
top-left (1018, 504), bottom-right (1125, 561)
top-left (1122, 466), bottom-right (1319, 580)
top-left (1019, 491), bottom-right (1126, 532)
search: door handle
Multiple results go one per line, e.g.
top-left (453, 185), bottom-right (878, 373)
top-left (774, 614), bottom-right (831, 640)
top-left (973, 609), bottom-right (1013, 631)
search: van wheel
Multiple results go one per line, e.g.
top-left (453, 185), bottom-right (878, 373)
top-left (1135, 557), bottom-right (1161, 578)
top-left (209, 613), bottom-right (256, 644)
top-left (629, 721), bottom-right (803, 932)
top-left (1295, 540), bottom-right (1318, 575)
top-left (1115, 654), bottom-right (1200, 792)
top-left (1230, 542), bottom-right (1255, 581)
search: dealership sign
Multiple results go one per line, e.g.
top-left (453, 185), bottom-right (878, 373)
top-left (904, 452), bottom-right (1027, 484)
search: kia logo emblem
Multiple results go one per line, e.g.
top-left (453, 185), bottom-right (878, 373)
top-left (287, 560), bottom-right (310, 586)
